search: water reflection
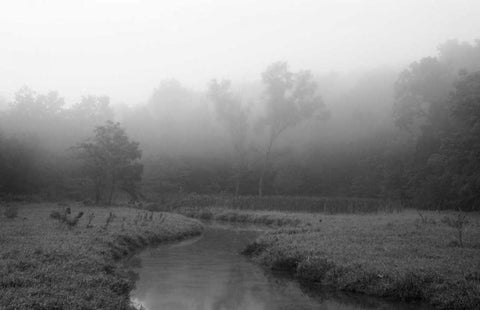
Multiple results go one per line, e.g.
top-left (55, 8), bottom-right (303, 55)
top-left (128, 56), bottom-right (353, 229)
top-left (129, 227), bottom-right (428, 310)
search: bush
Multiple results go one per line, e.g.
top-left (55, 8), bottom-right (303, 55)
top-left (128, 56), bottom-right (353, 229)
top-left (4, 205), bottom-right (18, 219)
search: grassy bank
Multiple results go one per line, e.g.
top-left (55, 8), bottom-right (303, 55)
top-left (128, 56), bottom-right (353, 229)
top-left (0, 203), bottom-right (203, 310)
top-left (241, 210), bottom-right (480, 309)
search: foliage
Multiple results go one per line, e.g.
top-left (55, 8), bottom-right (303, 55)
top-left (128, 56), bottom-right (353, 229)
top-left (0, 135), bottom-right (44, 195)
top-left (388, 40), bottom-right (480, 210)
top-left (256, 62), bottom-right (326, 196)
top-left (208, 79), bottom-right (250, 196)
top-left (76, 121), bottom-right (143, 205)
top-left (0, 40), bottom-right (480, 210)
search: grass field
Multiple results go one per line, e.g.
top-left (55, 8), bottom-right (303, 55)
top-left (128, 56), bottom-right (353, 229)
top-left (0, 203), bottom-right (203, 310)
top-left (2, 200), bottom-right (479, 310)
top-left (240, 210), bottom-right (480, 310)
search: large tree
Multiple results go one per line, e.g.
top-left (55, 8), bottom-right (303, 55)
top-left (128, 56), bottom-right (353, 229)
top-left (76, 121), bottom-right (143, 204)
top-left (257, 62), bottom-right (326, 196)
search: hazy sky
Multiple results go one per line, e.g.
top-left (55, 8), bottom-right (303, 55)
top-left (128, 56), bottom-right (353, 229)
top-left (0, 0), bottom-right (479, 105)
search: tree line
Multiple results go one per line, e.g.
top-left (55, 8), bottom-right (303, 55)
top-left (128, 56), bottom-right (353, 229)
top-left (1, 39), bottom-right (479, 210)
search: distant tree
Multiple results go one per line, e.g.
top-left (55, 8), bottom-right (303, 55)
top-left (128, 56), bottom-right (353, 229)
top-left (68, 95), bottom-right (113, 129)
top-left (76, 121), bottom-right (142, 205)
top-left (391, 40), bottom-right (480, 208)
top-left (257, 62), bottom-right (326, 196)
top-left (208, 79), bottom-right (249, 196)
top-left (0, 134), bottom-right (44, 195)
top-left (440, 71), bottom-right (480, 210)
top-left (393, 57), bottom-right (451, 132)
top-left (139, 79), bottom-right (214, 156)
top-left (4, 87), bottom-right (68, 148)
top-left (438, 39), bottom-right (480, 73)
top-left (10, 86), bottom-right (65, 120)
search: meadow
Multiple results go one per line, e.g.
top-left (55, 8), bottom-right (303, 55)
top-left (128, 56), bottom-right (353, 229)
top-left (240, 210), bottom-right (480, 310)
top-left (2, 198), bottom-right (479, 310)
top-left (0, 203), bottom-right (203, 310)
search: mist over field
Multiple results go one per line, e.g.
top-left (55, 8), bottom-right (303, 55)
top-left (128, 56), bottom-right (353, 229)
top-left (1, 2), bottom-right (480, 309)
top-left (0, 0), bottom-right (479, 208)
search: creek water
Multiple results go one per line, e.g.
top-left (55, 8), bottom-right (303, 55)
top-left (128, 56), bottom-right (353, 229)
top-left (128, 225), bottom-right (428, 310)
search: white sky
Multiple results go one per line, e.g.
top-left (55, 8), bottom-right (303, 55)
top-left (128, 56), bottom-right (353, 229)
top-left (0, 0), bottom-right (479, 105)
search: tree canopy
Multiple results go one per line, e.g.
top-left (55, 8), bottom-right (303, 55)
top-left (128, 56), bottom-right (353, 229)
top-left (76, 121), bottom-right (143, 204)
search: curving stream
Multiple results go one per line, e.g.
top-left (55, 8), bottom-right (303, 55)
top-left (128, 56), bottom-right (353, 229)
top-left (128, 225), bottom-right (429, 310)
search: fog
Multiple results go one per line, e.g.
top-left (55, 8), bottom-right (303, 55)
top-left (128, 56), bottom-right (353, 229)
top-left (3, 4), bottom-right (480, 309)
top-left (1, 0), bottom-right (479, 104)
top-left (1, 0), bottom-right (480, 208)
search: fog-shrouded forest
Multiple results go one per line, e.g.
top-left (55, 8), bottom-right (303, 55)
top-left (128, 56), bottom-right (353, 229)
top-left (3, 2), bottom-right (480, 310)
top-left (1, 38), bottom-right (480, 211)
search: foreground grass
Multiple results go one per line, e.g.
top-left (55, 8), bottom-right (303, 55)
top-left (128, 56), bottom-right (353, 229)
top-left (239, 210), bottom-right (480, 309)
top-left (0, 203), bottom-right (203, 310)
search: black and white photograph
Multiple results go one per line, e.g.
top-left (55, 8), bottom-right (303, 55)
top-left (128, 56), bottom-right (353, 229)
top-left (0, 1), bottom-right (479, 309)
